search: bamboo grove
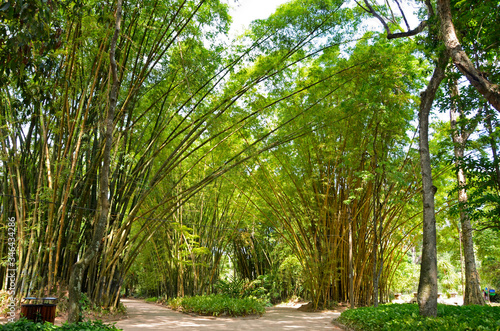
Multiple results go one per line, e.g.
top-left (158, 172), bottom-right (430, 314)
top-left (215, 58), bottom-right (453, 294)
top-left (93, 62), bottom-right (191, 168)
top-left (1, 0), bottom-right (499, 318)
top-left (0, 0), bottom-right (363, 310)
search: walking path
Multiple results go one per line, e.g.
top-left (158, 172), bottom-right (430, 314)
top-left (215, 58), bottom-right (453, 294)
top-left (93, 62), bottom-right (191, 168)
top-left (115, 299), bottom-right (344, 330)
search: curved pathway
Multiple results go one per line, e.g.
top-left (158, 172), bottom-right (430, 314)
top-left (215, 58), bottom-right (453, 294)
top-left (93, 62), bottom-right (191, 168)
top-left (115, 299), bottom-right (344, 330)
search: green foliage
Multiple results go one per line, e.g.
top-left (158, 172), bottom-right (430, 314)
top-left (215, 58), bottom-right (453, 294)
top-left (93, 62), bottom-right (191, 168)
top-left (459, 151), bottom-right (500, 229)
top-left (0, 318), bottom-right (121, 330)
top-left (79, 293), bottom-right (91, 312)
top-left (167, 297), bottom-right (182, 310)
top-left (77, 293), bottom-right (91, 322)
top-left (338, 304), bottom-right (500, 331)
top-left (167, 294), bottom-right (266, 317)
top-left (476, 229), bottom-right (500, 290)
top-left (214, 276), bottom-right (274, 304)
top-left (391, 258), bottom-right (419, 294)
top-left (242, 276), bottom-right (272, 303)
top-left (437, 253), bottom-right (462, 295)
top-left (276, 256), bottom-right (304, 299)
top-left (0, 0), bottom-right (67, 86)
top-left (144, 297), bottom-right (158, 303)
top-left (214, 277), bottom-right (245, 298)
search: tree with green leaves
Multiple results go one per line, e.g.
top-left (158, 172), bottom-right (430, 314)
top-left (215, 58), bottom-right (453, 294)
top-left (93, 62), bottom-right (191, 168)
top-left (357, 0), bottom-right (499, 316)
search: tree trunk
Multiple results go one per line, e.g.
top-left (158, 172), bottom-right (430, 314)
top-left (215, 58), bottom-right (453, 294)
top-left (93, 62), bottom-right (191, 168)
top-left (348, 207), bottom-right (354, 309)
top-left (485, 108), bottom-right (500, 189)
top-left (417, 51), bottom-right (448, 317)
top-left (67, 0), bottom-right (123, 322)
top-left (449, 82), bottom-right (485, 306)
top-left (437, 0), bottom-right (500, 112)
top-left (458, 225), bottom-right (464, 295)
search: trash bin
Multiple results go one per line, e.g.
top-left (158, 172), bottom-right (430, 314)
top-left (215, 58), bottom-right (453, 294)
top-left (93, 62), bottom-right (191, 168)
top-left (21, 297), bottom-right (41, 322)
top-left (41, 297), bottom-right (57, 324)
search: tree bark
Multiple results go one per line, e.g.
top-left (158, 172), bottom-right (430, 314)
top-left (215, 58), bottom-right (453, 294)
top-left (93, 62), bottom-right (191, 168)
top-left (348, 207), bottom-right (354, 309)
top-left (67, 0), bottom-right (123, 322)
top-left (417, 51), bottom-right (448, 317)
top-left (437, 0), bottom-right (500, 112)
top-left (449, 81), bottom-right (485, 306)
top-left (485, 108), bottom-right (500, 189)
top-left (372, 133), bottom-right (381, 307)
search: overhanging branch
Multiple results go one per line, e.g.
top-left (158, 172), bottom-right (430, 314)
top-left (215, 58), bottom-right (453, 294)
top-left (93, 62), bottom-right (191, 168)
top-left (357, 0), bottom-right (428, 40)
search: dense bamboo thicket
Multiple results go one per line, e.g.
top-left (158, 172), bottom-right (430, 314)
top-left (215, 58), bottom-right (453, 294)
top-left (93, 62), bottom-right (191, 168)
top-left (120, 36), bottom-right (426, 308)
top-left (242, 36), bottom-right (424, 307)
top-left (1, 1), bottom-right (242, 309)
top-left (0, 0), bottom-right (362, 312)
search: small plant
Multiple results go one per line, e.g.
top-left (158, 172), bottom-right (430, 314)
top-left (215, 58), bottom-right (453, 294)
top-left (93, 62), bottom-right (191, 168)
top-left (1, 318), bottom-right (121, 330)
top-left (242, 277), bottom-right (269, 301)
top-left (144, 297), bottom-right (158, 303)
top-left (167, 297), bottom-right (183, 310)
top-left (214, 277), bottom-right (245, 298)
top-left (78, 293), bottom-right (92, 322)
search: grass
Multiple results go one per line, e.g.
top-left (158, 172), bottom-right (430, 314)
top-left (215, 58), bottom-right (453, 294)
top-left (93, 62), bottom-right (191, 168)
top-left (0, 318), bottom-right (121, 330)
top-left (338, 303), bottom-right (500, 330)
top-left (168, 294), bottom-right (266, 317)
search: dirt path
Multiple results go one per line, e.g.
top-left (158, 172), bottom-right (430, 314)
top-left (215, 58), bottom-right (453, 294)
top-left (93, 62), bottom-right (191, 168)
top-left (115, 299), bottom-right (344, 330)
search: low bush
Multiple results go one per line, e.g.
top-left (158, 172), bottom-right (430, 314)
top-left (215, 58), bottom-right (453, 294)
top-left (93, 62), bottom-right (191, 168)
top-left (0, 318), bottom-right (121, 330)
top-left (338, 303), bottom-right (500, 330)
top-left (168, 294), bottom-right (266, 317)
top-left (214, 276), bottom-right (273, 305)
top-left (167, 297), bottom-right (182, 310)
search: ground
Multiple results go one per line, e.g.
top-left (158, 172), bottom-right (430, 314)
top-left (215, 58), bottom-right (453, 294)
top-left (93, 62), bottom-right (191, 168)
top-left (0, 298), bottom-right (345, 330)
top-left (114, 298), bottom-right (345, 330)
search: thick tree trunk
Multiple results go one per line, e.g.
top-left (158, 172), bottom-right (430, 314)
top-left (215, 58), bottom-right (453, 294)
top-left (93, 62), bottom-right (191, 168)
top-left (67, 0), bottom-right (123, 322)
top-left (449, 83), bottom-right (485, 306)
top-left (458, 226), bottom-right (465, 294)
top-left (457, 172), bottom-right (484, 305)
top-left (417, 52), bottom-right (448, 317)
top-left (437, 0), bottom-right (500, 112)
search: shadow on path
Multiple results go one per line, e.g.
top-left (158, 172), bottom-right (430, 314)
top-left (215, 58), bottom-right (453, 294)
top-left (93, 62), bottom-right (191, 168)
top-left (116, 299), bottom-right (344, 330)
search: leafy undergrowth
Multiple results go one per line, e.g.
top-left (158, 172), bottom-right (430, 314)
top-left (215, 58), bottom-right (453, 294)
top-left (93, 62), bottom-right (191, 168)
top-left (338, 303), bottom-right (500, 330)
top-left (168, 294), bottom-right (266, 317)
top-left (0, 318), bottom-right (121, 330)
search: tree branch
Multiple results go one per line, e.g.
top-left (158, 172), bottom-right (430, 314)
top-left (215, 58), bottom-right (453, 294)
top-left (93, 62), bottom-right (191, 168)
top-left (387, 21), bottom-right (427, 39)
top-left (358, 0), bottom-right (427, 40)
top-left (437, 0), bottom-right (500, 112)
top-left (394, 0), bottom-right (410, 31)
top-left (362, 0), bottom-right (392, 36)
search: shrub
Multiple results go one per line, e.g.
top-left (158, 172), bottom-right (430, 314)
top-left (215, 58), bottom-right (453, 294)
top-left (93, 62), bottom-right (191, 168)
top-left (214, 277), bottom-right (245, 299)
top-left (168, 294), bottom-right (266, 317)
top-left (167, 297), bottom-right (182, 310)
top-left (214, 276), bottom-right (273, 305)
top-left (0, 318), bottom-right (121, 330)
top-left (338, 303), bottom-right (500, 331)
